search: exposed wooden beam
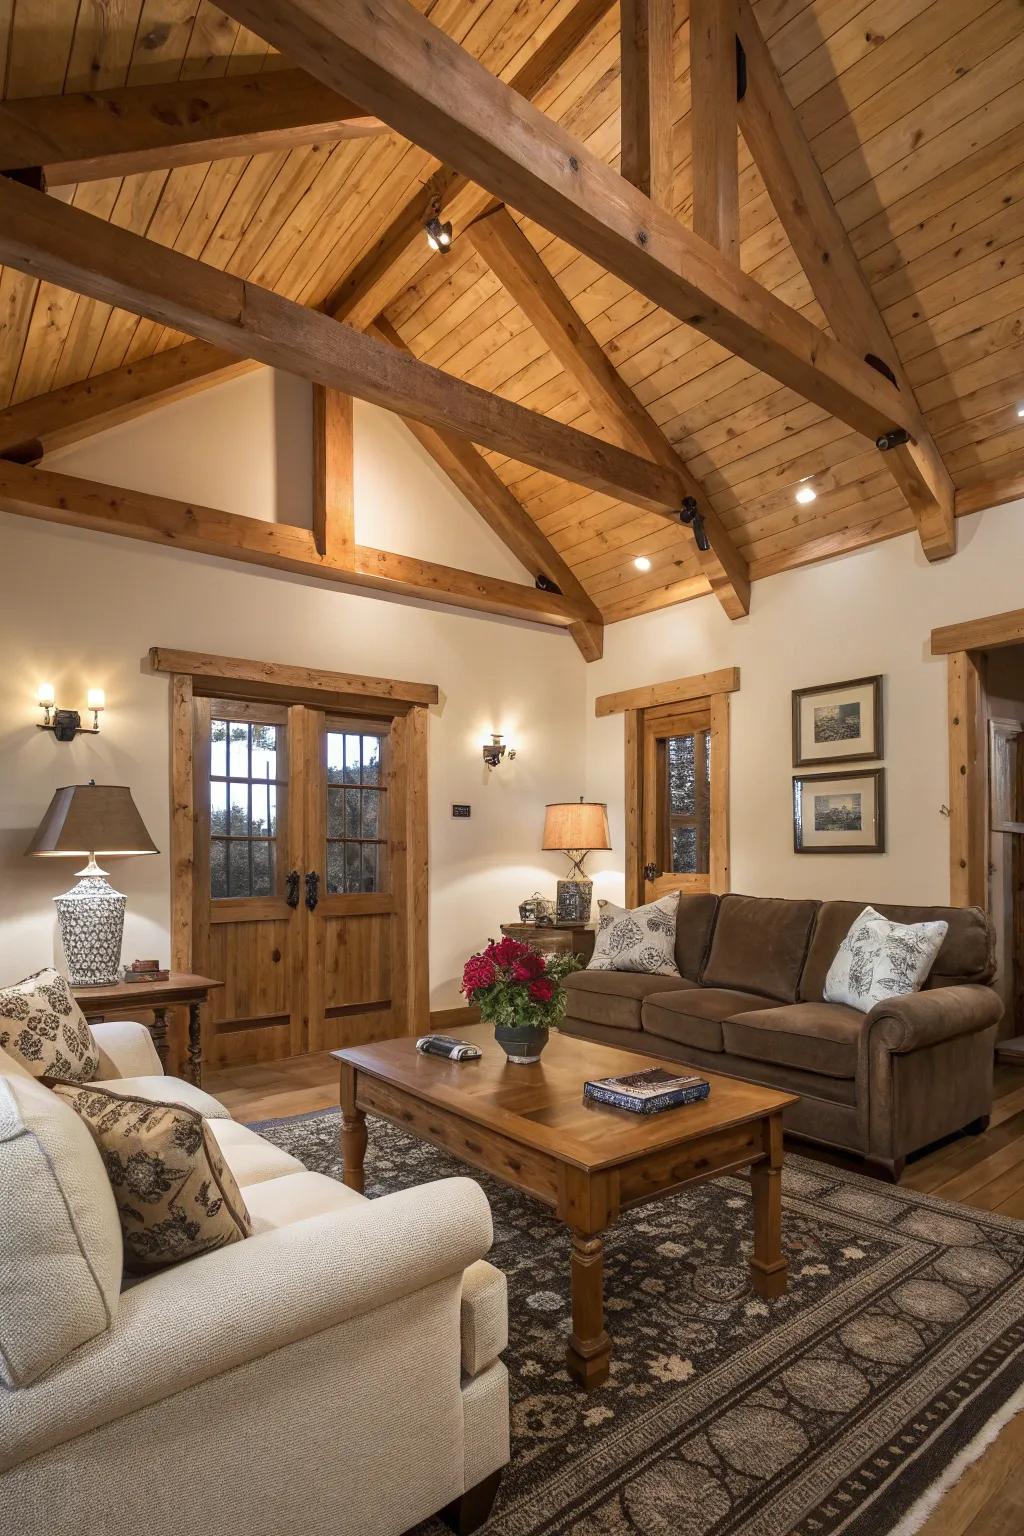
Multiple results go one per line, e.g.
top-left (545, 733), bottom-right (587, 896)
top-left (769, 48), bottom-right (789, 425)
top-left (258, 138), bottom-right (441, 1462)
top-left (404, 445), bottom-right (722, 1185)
top-left (689, 0), bottom-right (739, 260)
top-left (369, 316), bottom-right (604, 661)
top-left (312, 387), bottom-right (354, 557)
top-left (595, 667), bottom-right (740, 717)
top-left (0, 461), bottom-right (588, 629)
top-left (214, 0), bottom-right (914, 446)
top-left (619, 0), bottom-right (674, 209)
top-left (0, 178), bottom-right (685, 518)
top-left (150, 647), bottom-right (438, 707)
top-left (0, 69), bottom-right (385, 186)
top-left (931, 607), bottom-right (1024, 657)
top-left (0, 342), bottom-right (255, 456)
top-left (955, 472), bottom-right (1024, 519)
top-left (733, 0), bottom-right (955, 561)
top-left (324, 0), bottom-right (616, 329)
top-left (467, 205), bottom-right (750, 619)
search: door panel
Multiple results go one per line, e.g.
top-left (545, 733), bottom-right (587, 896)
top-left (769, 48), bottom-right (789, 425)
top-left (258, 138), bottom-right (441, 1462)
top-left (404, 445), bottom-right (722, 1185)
top-left (642, 707), bottom-right (712, 902)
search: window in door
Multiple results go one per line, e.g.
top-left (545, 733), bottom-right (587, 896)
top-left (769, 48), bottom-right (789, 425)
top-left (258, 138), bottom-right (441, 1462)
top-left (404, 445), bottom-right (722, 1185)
top-left (209, 714), bottom-right (286, 898)
top-left (325, 725), bottom-right (388, 894)
top-left (665, 727), bottom-right (712, 875)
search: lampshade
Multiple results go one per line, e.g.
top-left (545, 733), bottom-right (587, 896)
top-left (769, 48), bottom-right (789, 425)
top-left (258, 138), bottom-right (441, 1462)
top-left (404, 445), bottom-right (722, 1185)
top-left (26, 782), bottom-right (159, 858)
top-left (542, 801), bottom-right (611, 852)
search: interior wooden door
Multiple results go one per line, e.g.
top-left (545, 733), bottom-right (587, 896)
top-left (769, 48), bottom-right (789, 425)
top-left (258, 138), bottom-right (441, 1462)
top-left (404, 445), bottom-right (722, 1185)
top-left (302, 709), bottom-right (401, 1052)
top-left (193, 698), bottom-right (307, 1067)
top-left (641, 704), bottom-right (713, 902)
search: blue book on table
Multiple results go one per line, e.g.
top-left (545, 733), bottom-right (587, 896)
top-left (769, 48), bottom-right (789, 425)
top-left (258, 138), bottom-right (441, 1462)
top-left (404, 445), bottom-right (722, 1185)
top-left (583, 1067), bottom-right (710, 1115)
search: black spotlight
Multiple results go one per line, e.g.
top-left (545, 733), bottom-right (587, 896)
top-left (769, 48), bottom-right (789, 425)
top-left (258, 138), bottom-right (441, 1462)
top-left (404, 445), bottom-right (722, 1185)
top-left (679, 496), bottom-right (711, 552)
top-left (425, 215), bottom-right (453, 254)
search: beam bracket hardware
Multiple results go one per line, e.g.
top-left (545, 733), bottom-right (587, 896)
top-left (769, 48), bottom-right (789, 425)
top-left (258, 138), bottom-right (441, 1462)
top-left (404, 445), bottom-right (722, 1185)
top-left (535, 573), bottom-right (563, 595)
top-left (735, 38), bottom-right (747, 102)
top-left (875, 427), bottom-right (912, 452)
top-left (865, 352), bottom-right (898, 389)
top-left (679, 495), bottom-right (711, 553)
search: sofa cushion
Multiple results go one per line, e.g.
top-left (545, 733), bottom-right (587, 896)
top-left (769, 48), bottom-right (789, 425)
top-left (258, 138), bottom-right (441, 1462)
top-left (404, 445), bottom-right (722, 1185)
top-left (91, 1074), bottom-right (231, 1120)
top-left (563, 970), bottom-right (695, 1031)
top-left (51, 1081), bottom-right (252, 1273)
top-left (642, 988), bottom-right (776, 1053)
top-left (722, 1001), bottom-right (865, 1080)
top-left (0, 968), bottom-right (99, 1083)
top-left (588, 893), bottom-right (680, 976)
top-left (206, 1118), bottom-right (306, 1186)
top-left (0, 1074), bottom-right (122, 1387)
top-left (800, 900), bottom-right (995, 1000)
top-left (243, 1169), bottom-right (366, 1234)
top-left (702, 894), bottom-right (819, 1002)
top-left (674, 893), bottom-right (721, 981)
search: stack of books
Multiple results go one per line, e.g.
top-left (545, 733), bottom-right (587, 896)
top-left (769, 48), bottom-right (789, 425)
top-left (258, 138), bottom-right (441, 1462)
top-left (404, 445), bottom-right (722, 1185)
top-left (124, 959), bottom-right (170, 983)
top-left (584, 1067), bottom-right (710, 1115)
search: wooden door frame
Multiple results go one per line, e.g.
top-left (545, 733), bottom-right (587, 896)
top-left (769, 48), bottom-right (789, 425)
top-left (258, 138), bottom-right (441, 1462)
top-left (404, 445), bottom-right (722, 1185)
top-left (931, 607), bottom-right (1024, 908)
top-left (161, 647), bottom-right (435, 1035)
top-left (596, 668), bottom-right (739, 905)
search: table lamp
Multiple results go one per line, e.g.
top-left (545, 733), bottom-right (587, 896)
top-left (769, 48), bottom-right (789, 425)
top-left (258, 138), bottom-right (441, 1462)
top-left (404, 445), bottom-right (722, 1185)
top-left (26, 781), bottom-right (159, 987)
top-left (542, 798), bottom-right (611, 924)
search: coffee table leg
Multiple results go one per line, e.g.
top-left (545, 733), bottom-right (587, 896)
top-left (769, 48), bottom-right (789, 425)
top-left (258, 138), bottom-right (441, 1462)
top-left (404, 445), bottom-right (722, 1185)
top-left (567, 1232), bottom-right (611, 1390)
top-left (750, 1113), bottom-right (788, 1299)
top-left (340, 1061), bottom-right (367, 1194)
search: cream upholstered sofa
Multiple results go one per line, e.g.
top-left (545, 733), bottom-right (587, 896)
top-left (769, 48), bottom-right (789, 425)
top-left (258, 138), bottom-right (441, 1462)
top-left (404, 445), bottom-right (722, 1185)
top-left (0, 1021), bottom-right (509, 1536)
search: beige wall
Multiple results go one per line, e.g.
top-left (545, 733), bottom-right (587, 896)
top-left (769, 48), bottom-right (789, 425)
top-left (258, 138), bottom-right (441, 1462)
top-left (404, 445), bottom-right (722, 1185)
top-left (583, 501), bottom-right (1024, 948)
top-left (0, 373), bottom-right (586, 1008)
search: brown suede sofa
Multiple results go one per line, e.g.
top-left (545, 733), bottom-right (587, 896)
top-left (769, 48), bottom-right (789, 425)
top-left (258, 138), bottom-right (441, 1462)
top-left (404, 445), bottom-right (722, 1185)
top-left (561, 894), bottom-right (1002, 1178)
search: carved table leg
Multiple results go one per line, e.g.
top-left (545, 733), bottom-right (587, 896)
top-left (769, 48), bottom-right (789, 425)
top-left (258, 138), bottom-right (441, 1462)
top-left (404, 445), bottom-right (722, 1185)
top-left (150, 1007), bottom-right (170, 1072)
top-left (750, 1112), bottom-right (788, 1299)
top-left (567, 1231), bottom-right (611, 1390)
top-left (340, 1061), bottom-right (368, 1193)
top-left (187, 1001), bottom-right (203, 1086)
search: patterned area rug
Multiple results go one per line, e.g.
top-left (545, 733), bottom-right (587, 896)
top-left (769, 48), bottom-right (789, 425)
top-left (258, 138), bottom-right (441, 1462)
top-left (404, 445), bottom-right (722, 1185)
top-left (253, 1109), bottom-right (1024, 1536)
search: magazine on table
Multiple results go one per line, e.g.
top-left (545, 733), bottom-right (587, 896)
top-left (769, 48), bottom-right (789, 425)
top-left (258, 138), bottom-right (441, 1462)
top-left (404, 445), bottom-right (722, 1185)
top-left (583, 1067), bottom-right (711, 1115)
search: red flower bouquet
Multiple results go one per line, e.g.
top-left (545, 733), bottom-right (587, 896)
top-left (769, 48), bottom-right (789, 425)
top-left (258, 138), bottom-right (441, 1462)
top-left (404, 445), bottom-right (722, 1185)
top-left (461, 935), bottom-right (582, 1062)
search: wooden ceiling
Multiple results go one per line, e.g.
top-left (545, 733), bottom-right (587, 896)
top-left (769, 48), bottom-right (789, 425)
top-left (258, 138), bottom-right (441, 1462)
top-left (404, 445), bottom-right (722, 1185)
top-left (1, 0), bottom-right (1023, 627)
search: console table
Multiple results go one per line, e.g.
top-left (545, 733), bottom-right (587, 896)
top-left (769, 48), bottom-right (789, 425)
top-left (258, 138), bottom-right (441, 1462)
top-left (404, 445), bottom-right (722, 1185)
top-left (500, 922), bottom-right (596, 964)
top-left (72, 973), bottom-right (223, 1086)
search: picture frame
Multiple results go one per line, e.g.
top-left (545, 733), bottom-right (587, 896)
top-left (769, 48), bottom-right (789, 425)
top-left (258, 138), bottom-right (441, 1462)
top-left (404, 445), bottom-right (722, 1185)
top-left (793, 769), bottom-right (886, 854)
top-left (792, 675), bottom-right (883, 767)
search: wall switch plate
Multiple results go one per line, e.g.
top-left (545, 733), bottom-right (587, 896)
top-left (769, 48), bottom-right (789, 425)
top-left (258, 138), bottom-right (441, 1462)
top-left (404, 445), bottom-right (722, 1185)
top-left (452, 803), bottom-right (471, 818)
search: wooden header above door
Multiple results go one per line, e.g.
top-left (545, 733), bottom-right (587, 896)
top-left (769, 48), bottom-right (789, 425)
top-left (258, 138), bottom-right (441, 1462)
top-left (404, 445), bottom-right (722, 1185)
top-left (595, 667), bottom-right (739, 718)
top-left (149, 646), bottom-right (439, 711)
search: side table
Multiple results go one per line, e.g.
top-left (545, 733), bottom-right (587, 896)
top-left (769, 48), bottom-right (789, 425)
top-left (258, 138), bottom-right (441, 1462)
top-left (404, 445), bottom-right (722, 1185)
top-left (72, 973), bottom-right (223, 1086)
top-left (500, 922), bottom-right (596, 964)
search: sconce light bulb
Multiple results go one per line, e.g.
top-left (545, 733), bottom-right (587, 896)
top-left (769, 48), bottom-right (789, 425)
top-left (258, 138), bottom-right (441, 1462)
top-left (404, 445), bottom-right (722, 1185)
top-left (87, 688), bottom-right (105, 711)
top-left (38, 682), bottom-right (55, 707)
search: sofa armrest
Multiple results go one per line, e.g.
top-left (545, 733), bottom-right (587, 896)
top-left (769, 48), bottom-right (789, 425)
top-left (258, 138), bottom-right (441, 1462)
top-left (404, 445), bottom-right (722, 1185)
top-left (89, 1021), bottom-right (163, 1079)
top-left (0, 1176), bottom-right (492, 1472)
top-left (866, 985), bottom-right (1003, 1053)
top-left (461, 1259), bottom-right (507, 1376)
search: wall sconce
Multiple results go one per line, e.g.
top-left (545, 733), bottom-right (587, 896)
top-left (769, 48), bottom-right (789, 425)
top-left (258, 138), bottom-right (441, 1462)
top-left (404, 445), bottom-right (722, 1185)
top-left (482, 733), bottom-right (516, 769)
top-left (38, 683), bottom-right (104, 742)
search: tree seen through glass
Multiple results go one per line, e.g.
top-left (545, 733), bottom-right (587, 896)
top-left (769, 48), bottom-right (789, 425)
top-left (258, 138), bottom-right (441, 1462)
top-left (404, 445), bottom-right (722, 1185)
top-left (210, 719), bottom-right (282, 898)
top-left (326, 730), bottom-right (387, 894)
top-left (665, 729), bottom-right (711, 874)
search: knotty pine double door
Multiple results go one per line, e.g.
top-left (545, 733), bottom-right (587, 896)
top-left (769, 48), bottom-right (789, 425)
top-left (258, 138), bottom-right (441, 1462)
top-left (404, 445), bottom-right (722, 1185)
top-left (191, 697), bottom-right (420, 1069)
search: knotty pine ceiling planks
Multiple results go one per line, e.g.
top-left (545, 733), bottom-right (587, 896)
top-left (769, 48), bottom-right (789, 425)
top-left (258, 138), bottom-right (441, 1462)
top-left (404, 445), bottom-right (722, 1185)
top-left (1, 0), bottom-right (1022, 621)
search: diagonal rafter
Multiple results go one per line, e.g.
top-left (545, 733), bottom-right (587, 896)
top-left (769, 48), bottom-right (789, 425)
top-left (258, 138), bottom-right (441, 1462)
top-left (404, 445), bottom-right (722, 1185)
top-left (466, 204), bottom-right (750, 619)
top-left (733, 0), bottom-right (956, 560)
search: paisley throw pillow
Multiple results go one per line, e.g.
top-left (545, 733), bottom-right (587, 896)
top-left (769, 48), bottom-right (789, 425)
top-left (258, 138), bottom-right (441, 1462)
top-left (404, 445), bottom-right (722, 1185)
top-left (587, 893), bottom-right (680, 976)
top-left (824, 906), bottom-right (948, 1012)
top-left (50, 1082), bottom-right (252, 1273)
top-left (0, 968), bottom-right (99, 1082)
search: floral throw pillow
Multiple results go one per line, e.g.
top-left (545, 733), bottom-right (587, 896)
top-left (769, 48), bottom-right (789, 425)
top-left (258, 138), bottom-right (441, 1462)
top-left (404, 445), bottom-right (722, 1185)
top-left (587, 893), bottom-right (680, 976)
top-left (49, 1082), bottom-right (252, 1273)
top-left (0, 968), bottom-right (99, 1082)
top-left (824, 906), bottom-right (948, 1012)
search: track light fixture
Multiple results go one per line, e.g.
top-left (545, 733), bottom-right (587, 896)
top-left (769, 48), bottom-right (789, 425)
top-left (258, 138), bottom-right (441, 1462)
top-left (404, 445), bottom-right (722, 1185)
top-left (425, 204), bottom-right (453, 254)
top-left (679, 496), bottom-right (711, 553)
top-left (875, 427), bottom-right (911, 451)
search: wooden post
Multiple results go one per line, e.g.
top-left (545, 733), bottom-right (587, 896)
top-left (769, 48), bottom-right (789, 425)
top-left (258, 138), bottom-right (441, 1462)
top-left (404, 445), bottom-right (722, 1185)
top-left (312, 386), bottom-right (354, 558)
top-left (620, 0), bottom-right (675, 209)
top-left (947, 650), bottom-right (987, 908)
top-left (169, 674), bottom-right (195, 972)
top-left (709, 691), bottom-right (731, 893)
top-left (689, 0), bottom-right (739, 260)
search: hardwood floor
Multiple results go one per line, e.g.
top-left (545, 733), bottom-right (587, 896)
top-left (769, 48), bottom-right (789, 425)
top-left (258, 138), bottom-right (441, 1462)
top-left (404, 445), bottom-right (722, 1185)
top-left (204, 1054), bottom-right (1024, 1534)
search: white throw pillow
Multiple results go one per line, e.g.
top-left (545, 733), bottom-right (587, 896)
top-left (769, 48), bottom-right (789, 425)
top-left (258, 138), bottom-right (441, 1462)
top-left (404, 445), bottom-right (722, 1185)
top-left (0, 967), bottom-right (99, 1083)
top-left (824, 906), bottom-right (948, 1012)
top-left (587, 894), bottom-right (680, 976)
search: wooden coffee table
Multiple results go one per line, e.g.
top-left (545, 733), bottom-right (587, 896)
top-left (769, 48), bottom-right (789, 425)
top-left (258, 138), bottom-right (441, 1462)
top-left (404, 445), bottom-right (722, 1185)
top-left (335, 1025), bottom-right (795, 1391)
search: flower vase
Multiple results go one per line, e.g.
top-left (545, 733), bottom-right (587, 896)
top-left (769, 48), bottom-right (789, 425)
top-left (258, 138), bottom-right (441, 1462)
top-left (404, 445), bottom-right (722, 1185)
top-left (494, 1023), bottom-right (550, 1065)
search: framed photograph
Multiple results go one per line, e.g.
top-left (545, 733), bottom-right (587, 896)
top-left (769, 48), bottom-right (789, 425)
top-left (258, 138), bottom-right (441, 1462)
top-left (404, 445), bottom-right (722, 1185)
top-left (792, 675), bottom-right (883, 766)
top-left (793, 769), bottom-right (885, 854)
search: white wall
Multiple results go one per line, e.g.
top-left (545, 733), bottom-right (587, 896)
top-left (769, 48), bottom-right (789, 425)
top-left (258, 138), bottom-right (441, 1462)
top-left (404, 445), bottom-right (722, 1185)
top-left (583, 501), bottom-right (1024, 930)
top-left (0, 372), bottom-right (587, 1008)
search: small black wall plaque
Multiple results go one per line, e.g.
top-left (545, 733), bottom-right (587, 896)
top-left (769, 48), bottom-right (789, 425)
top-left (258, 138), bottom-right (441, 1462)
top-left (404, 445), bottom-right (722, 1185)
top-left (452, 804), bottom-right (471, 818)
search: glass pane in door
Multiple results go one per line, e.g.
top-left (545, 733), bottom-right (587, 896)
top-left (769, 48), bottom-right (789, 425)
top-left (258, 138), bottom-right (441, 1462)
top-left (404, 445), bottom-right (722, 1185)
top-left (209, 718), bottom-right (285, 898)
top-left (664, 728), bottom-right (711, 875)
top-left (325, 729), bottom-right (388, 893)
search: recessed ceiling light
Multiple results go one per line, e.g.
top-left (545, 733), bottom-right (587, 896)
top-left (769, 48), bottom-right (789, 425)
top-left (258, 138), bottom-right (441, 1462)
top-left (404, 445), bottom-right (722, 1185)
top-left (795, 484), bottom-right (817, 505)
top-left (1016, 402), bottom-right (1024, 419)
top-left (633, 555), bottom-right (652, 572)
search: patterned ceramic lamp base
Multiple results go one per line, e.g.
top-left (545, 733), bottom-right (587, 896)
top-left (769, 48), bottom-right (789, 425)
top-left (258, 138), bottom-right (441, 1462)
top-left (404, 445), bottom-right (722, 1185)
top-left (556, 878), bottom-right (592, 925)
top-left (54, 867), bottom-right (126, 987)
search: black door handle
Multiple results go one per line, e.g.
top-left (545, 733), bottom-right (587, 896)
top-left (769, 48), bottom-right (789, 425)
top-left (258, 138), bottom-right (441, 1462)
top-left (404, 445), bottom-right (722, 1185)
top-left (643, 862), bottom-right (659, 882)
top-left (285, 870), bottom-right (300, 908)
top-left (305, 870), bottom-right (320, 911)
